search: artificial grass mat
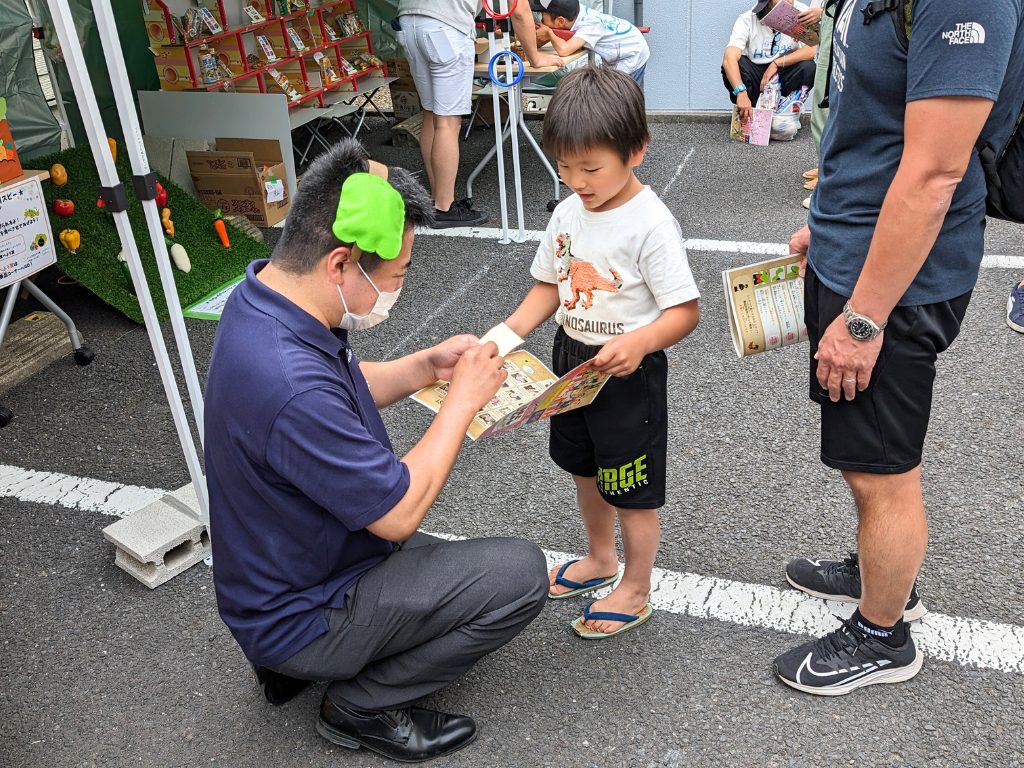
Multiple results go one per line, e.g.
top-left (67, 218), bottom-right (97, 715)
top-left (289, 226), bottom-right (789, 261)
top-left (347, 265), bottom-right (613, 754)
top-left (33, 144), bottom-right (271, 324)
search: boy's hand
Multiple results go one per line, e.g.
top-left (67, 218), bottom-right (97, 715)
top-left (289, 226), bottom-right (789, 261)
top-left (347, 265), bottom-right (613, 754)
top-left (445, 342), bottom-right (507, 416)
top-left (592, 333), bottom-right (648, 377)
top-left (426, 334), bottom-right (479, 382)
top-left (530, 51), bottom-right (563, 68)
top-left (797, 5), bottom-right (822, 25)
top-left (534, 24), bottom-right (551, 43)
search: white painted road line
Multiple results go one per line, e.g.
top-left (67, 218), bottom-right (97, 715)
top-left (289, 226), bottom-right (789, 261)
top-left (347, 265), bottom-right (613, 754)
top-left (0, 464), bottom-right (163, 517)
top-left (415, 229), bottom-right (1024, 269)
top-left (4, 464), bottom-right (1023, 675)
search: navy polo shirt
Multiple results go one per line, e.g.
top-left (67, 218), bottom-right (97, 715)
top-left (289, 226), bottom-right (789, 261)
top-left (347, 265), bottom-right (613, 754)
top-left (809, 0), bottom-right (1024, 305)
top-left (204, 259), bottom-right (409, 667)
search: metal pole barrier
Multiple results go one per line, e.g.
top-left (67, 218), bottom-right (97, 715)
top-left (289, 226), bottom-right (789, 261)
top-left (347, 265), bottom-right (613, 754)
top-left (91, 0), bottom-right (207, 445)
top-left (47, 0), bottom-right (210, 525)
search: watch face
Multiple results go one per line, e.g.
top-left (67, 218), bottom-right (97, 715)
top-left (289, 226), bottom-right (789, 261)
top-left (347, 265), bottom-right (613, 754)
top-left (847, 317), bottom-right (874, 340)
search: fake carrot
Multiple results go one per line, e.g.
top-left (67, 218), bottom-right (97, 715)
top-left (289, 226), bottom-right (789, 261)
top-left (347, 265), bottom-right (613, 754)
top-left (213, 209), bottom-right (230, 248)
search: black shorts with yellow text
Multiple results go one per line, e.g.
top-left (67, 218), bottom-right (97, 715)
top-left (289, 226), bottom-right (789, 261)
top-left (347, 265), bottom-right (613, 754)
top-left (549, 326), bottom-right (668, 509)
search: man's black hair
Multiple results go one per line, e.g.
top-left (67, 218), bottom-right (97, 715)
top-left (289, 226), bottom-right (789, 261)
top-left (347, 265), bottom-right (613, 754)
top-left (543, 66), bottom-right (649, 164)
top-left (272, 138), bottom-right (433, 275)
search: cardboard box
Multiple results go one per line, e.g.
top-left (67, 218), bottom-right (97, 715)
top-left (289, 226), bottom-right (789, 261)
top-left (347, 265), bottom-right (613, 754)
top-left (390, 83), bottom-right (421, 120)
top-left (186, 138), bottom-right (290, 227)
top-left (384, 57), bottom-right (412, 79)
top-left (152, 44), bottom-right (194, 91)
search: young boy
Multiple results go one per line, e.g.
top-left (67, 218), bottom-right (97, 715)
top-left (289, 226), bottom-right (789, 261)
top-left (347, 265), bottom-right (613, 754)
top-left (531, 0), bottom-right (650, 85)
top-left (504, 67), bottom-right (700, 639)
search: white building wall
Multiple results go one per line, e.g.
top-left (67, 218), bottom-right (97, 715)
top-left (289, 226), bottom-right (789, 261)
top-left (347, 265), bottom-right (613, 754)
top-left (613, 0), bottom-right (758, 112)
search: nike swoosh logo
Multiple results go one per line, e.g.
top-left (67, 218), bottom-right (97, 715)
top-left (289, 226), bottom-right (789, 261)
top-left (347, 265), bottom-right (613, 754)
top-left (795, 653), bottom-right (892, 686)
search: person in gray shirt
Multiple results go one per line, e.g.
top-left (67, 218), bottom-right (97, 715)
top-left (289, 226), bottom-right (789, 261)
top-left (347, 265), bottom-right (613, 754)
top-left (397, 0), bottom-right (561, 227)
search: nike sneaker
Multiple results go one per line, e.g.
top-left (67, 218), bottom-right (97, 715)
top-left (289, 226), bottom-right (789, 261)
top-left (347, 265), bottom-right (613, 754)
top-left (1008, 279), bottom-right (1024, 333)
top-left (785, 553), bottom-right (927, 622)
top-left (774, 618), bottom-right (923, 696)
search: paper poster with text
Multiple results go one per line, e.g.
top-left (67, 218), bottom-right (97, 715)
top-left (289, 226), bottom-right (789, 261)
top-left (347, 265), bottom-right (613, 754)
top-left (722, 254), bottom-right (807, 357)
top-left (410, 324), bottom-right (610, 441)
top-left (0, 176), bottom-right (55, 289)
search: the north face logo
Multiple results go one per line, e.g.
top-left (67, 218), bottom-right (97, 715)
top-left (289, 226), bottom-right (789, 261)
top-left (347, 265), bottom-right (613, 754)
top-left (942, 22), bottom-right (986, 45)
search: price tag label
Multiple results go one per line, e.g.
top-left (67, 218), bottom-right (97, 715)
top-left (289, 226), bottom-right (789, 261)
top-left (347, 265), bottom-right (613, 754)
top-left (265, 179), bottom-right (285, 203)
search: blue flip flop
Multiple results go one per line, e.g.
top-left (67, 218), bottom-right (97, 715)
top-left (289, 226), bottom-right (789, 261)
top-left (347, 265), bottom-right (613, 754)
top-left (548, 559), bottom-right (619, 600)
top-left (571, 602), bottom-right (653, 639)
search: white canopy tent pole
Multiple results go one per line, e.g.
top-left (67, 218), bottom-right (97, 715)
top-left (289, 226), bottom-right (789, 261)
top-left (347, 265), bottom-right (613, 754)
top-left (90, 0), bottom-right (207, 445)
top-left (46, 0), bottom-right (210, 525)
top-left (486, 3), bottom-right (511, 244)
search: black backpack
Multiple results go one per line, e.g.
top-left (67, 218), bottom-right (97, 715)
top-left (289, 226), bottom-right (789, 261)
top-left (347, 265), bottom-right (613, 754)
top-left (821, 0), bottom-right (1024, 222)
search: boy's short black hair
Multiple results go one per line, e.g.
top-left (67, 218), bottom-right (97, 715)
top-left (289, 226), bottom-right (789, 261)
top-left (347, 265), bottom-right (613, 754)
top-left (542, 66), bottom-right (649, 164)
top-left (530, 0), bottom-right (580, 21)
top-left (272, 138), bottom-right (432, 275)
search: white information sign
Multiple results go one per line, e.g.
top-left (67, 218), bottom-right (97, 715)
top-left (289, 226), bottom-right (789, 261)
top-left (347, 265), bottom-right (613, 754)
top-left (0, 176), bottom-right (56, 289)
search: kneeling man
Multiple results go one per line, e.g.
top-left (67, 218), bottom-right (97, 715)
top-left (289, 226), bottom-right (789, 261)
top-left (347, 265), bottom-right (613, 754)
top-left (204, 139), bottom-right (547, 762)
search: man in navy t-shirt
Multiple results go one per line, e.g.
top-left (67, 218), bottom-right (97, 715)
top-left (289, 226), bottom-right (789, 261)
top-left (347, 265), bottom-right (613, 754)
top-left (204, 139), bottom-right (547, 761)
top-left (776, 0), bottom-right (1024, 694)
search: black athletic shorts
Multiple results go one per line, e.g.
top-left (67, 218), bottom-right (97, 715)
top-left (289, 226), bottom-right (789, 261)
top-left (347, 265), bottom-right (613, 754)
top-left (805, 266), bottom-right (971, 474)
top-left (549, 326), bottom-right (668, 509)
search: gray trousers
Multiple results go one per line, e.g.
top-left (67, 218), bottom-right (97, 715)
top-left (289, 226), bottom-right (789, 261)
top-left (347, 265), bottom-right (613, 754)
top-left (271, 534), bottom-right (548, 710)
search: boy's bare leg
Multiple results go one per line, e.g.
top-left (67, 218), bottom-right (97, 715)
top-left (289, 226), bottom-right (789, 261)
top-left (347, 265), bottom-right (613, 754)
top-left (582, 508), bottom-right (659, 633)
top-left (548, 475), bottom-right (619, 596)
top-left (845, 467), bottom-right (926, 627)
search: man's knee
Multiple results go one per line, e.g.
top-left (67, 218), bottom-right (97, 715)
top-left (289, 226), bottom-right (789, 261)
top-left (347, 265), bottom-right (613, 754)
top-left (480, 537), bottom-right (548, 608)
top-left (843, 467), bottom-right (922, 509)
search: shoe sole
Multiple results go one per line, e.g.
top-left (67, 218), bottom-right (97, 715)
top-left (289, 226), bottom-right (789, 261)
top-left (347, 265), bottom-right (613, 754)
top-left (316, 718), bottom-right (478, 763)
top-left (784, 573), bottom-right (928, 622)
top-left (428, 215), bottom-right (489, 230)
top-left (775, 647), bottom-right (924, 696)
top-left (1007, 295), bottom-right (1024, 333)
top-left (548, 574), bottom-right (619, 600)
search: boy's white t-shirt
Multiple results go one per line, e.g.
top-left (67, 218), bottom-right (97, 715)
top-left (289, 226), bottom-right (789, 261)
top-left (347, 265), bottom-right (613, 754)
top-left (727, 2), bottom-right (814, 65)
top-left (570, 6), bottom-right (650, 73)
top-left (530, 188), bottom-right (699, 347)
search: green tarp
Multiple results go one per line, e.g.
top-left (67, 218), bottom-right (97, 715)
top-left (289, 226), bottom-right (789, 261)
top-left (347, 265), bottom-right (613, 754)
top-left (1, 0), bottom-right (61, 159)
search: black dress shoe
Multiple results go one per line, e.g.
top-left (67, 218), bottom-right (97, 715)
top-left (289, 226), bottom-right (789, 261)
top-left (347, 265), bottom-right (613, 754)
top-left (251, 664), bottom-right (312, 706)
top-left (316, 695), bottom-right (477, 762)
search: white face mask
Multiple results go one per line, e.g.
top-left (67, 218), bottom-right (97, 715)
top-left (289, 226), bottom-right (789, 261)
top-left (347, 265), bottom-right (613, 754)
top-left (337, 262), bottom-right (401, 331)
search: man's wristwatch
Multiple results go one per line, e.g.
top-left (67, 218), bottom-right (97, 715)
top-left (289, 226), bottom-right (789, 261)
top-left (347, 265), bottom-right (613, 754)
top-left (842, 301), bottom-right (887, 341)
top-left (732, 83), bottom-right (748, 96)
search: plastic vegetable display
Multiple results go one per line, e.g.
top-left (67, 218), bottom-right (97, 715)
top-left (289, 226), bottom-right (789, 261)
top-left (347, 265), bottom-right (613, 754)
top-left (213, 209), bottom-right (230, 248)
top-left (107, 137), bottom-right (117, 163)
top-left (116, 249), bottom-right (135, 295)
top-left (53, 199), bottom-right (75, 217)
top-left (50, 163), bottom-right (68, 187)
top-left (161, 207), bottom-right (175, 238)
top-left (166, 237), bottom-right (191, 273)
top-left (155, 182), bottom-right (167, 208)
top-left (59, 229), bottom-right (80, 253)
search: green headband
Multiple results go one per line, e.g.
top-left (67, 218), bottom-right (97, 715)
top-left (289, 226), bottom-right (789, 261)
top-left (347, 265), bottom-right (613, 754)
top-left (331, 172), bottom-right (406, 260)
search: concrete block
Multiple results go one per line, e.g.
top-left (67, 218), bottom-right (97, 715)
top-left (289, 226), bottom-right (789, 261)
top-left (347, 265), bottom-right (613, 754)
top-left (102, 483), bottom-right (209, 589)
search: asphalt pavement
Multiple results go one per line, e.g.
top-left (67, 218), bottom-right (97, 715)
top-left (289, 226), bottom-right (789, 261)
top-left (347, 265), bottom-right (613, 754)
top-left (1, 117), bottom-right (1023, 768)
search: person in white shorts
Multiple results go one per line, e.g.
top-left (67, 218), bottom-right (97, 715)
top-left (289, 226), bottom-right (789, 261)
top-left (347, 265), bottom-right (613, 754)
top-left (397, 0), bottom-right (561, 228)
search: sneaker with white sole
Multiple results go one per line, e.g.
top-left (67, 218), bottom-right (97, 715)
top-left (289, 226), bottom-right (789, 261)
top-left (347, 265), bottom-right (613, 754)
top-left (1008, 279), bottom-right (1024, 333)
top-left (785, 553), bottom-right (927, 622)
top-left (774, 618), bottom-right (923, 696)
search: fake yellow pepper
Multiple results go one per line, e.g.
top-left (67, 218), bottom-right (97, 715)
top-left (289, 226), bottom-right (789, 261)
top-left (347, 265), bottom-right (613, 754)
top-left (59, 229), bottom-right (80, 253)
top-left (50, 163), bottom-right (68, 187)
